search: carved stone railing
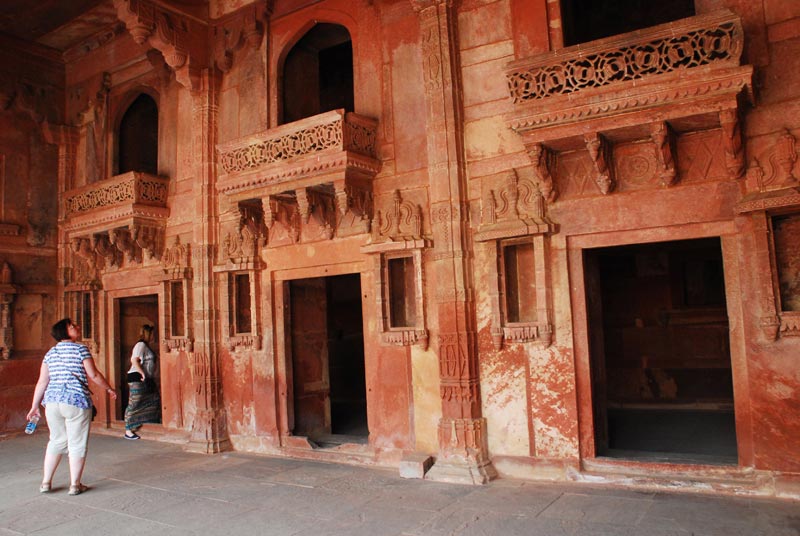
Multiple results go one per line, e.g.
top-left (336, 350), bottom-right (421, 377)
top-left (507, 11), bottom-right (743, 103)
top-left (505, 10), bottom-right (753, 200)
top-left (506, 10), bottom-right (753, 144)
top-left (218, 109), bottom-right (378, 181)
top-left (217, 109), bottom-right (381, 244)
top-left (63, 172), bottom-right (170, 276)
top-left (64, 171), bottom-right (169, 229)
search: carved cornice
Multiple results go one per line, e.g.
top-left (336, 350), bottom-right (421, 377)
top-left (735, 187), bottom-right (800, 215)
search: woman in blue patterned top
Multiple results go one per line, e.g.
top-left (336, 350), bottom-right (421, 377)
top-left (27, 318), bottom-right (117, 496)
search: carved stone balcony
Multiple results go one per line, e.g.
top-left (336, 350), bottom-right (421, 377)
top-left (505, 10), bottom-right (753, 150)
top-left (63, 172), bottom-right (170, 275)
top-left (216, 109), bottom-right (380, 243)
top-left (64, 171), bottom-right (170, 233)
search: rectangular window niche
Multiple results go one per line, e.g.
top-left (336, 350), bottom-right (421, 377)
top-left (155, 238), bottom-right (194, 352)
top-left (481, 235), bottom-right (553, 350)
top-left (64, 289), bottom-right (99, 354)
top-left (213, 266), bottom-right (262, 352)
top-left (159, 278), bottom-right (193, 353)
top-left (362, 241), bottom-right (429, 349)
top-left (772, 212), bottom-right (800, 337)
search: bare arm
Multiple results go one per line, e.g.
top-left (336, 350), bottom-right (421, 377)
top-left (83, 357), bottom-right (117, 400)
top-left (26, 360), bottom-right (49, 421)
top-left (129, 343), bottom-right (146, 380)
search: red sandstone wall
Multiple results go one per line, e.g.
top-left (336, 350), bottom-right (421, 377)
top-left (0, 41), bottom-right (61, 432)
top-left (5, 0), bottom-right (798, 484)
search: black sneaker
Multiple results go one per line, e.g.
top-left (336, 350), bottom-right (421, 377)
top-left (124, 432), bottom-right (140, 440)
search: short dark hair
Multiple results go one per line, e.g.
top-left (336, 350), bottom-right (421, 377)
top-left (51, 318), bottom-right (72, 341)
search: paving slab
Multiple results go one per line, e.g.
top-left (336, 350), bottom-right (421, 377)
top-left (0, 433), bottom-right (797, 536)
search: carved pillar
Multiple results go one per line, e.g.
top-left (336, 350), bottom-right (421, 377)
top-left (0, 262), bottom-right (18, 359)
top-left (42, 123), bottom-right (79, 313)
top-left (187, 69), bottom-right (230, 453)
top-left (411, 0), bottom-right (495, 484)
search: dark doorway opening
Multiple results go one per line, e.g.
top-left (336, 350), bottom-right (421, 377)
top-left (288, 274), bottom-right (367, 447)
top-left (560, 0), bottom-right (695, 46)
top-left (584, 237), bottom-right (737, 464)
top-left (282, 23), bottom-right (354, 125)
top-left (116, 295), bottom-right (160, 422)
top-left (117, 93), bottom-right (158, 175)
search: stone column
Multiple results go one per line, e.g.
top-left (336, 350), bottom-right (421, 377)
top-left (42, 123), bottom-right (78, 315)
top-left (187, 69), bottom-right (231, 453)
top-left (411, 0), bottom-right (496, 484)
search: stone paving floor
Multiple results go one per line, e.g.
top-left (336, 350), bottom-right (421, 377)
top-left (0, 432), bottom-right (798, 535)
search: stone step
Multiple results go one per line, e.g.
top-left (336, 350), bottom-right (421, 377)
top-left (576, 457), bottom-right (773, 496)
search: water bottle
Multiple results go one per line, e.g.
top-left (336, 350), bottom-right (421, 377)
top-left (25, 415), bottom-right (39, 434)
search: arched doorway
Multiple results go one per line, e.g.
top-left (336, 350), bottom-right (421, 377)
top-left (282, 23), bottom-right (354, 124)
top-left (117, 93), bottom-right (158, 175)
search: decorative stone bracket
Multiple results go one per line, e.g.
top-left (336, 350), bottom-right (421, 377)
top-left (212, 3), bottom-right (270, 73)
top-left (114, 0), bottom-right (210, 89)
top-left (361, 190), bottom-right (430, 349)
top-left (584, 132), bottom-right (614, 195)
top-left (475, 170), bottom-right (555, 350)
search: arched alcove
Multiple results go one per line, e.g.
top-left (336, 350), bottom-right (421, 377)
top-left (282, 23), bottom-right (354, 125)
top-left (117, 93), bottom-right (158, 175)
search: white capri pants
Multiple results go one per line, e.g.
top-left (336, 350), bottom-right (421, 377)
top-left (44, 403), bottom-right (93, 458)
